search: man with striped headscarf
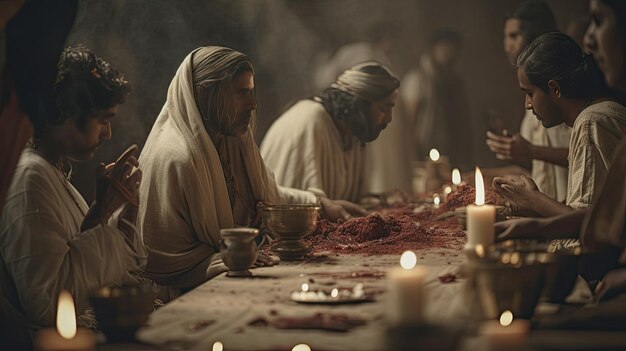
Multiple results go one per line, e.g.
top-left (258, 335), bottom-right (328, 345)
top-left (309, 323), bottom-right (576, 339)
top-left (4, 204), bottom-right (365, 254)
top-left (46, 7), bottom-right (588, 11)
top-left (261, 62), bottom-right (400, 204)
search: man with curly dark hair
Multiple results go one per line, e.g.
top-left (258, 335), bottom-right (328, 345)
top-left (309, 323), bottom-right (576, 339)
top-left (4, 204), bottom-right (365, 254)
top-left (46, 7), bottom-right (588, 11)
top-left (0, 46), bottom-right (146, 346)
top-left (260, 61), bottom-right (399, 204)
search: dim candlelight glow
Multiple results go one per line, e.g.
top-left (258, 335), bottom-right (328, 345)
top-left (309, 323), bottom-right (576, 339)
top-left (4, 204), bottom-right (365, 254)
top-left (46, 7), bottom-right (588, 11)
top-left (475, 167), bottom-right (485, 205)
top-left (212, 341), bottom-right (224, 351)
top-left (500, 311), bottom-right (514, 327)
top-left (433, 194), bottom-right (441, 205)
top-left (400, 251), bottom-right (417, 270)
top-left (452, 168), bottom-right (461, 185)
top-left (429, 149), bottom-right (440, 162)
top-left (56, 290), bottom-right (77, 339)
top-left (475, 244), bottom-right (485, 258)
top-left (444, 186), bottom-right (452, 195)
top-left (331, 288), bottom-right (339, 298)
top-left (292, 344), bottom-right (312, 351)
top-left (301, 283), bottom-right (309, 292)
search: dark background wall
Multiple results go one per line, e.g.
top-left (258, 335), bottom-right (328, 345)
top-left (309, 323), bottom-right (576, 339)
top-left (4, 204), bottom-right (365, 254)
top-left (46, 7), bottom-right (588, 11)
top-left (67, 0), bottom-right (588, 202)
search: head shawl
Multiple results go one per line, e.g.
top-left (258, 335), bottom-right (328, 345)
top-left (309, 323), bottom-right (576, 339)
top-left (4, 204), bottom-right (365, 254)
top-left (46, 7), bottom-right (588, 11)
top-left (331, 61), bottom-right (399, 101)
top-left (192, 47), bottom-right (253, 133)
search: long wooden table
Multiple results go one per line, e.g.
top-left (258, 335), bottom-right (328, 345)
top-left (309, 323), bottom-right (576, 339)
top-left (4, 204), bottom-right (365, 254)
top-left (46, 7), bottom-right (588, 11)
top-left (136, 249), bottom-right (468, 350)
top-left (133, 248), bottom-right (626, 351)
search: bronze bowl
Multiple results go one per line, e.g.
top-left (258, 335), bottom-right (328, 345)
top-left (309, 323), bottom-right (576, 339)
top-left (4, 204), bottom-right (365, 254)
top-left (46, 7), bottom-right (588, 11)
top-left (261, 204), bottom-right (320, 260)
top-left (220, 227), bottom-right (259, 277)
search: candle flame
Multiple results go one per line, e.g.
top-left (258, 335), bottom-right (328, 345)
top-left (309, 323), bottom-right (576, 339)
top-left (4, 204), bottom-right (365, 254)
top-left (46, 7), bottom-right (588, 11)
top-left (475, 166), bottom-right (485, 205)
top-left (500, 310), bottom-right (514, 327)
top-left (331, 288), bottom-right (339, 298)
top-left (429, 149), bottom-right (440, 162)
top-left (301, 283), bottom-right (309, 292)
top-left (452, 168), bottom-right (461, 185)
top-left (212, 341), bottom-right (224, 351)
top-left (433, 194), bottom-right (440, 205)
top-left (400, 251), bottom-right (417, 270)
top-left (475, 244), bottom-right (485, 258)
top-left (56, 290), bottom-right (76, 339)
top-left (292, 344), bottom-right (312, 351)
top-left (444, 186), bottom-right (452, 195)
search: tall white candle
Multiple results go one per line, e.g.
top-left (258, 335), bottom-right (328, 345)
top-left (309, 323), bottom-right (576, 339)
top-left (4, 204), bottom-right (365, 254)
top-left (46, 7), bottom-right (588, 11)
top-left (387, 251), bottom-right (428, 325)
top-left (466, 167), bottom-right (495, 250)
top-left (35, 290), bottom-right (96, 351)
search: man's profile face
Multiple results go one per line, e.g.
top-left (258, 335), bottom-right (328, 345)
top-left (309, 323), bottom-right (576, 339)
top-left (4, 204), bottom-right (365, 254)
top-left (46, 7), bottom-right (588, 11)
top-left (432, 41), bottom-right (459, 68)
top-left (227, 70), bottom-right (256, 136)
top-left (64, 105), bottom-right (116, 161)
top-left (365, 89), bottom-right (397, 142)
top-left (518, 68), bottom-right (562, 128)
top-left (504, 19), bottom-right (527, 65)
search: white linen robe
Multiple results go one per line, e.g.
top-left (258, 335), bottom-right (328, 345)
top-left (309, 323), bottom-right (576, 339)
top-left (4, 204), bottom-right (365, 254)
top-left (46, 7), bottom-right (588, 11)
top-left (260, 99), bottom-right (366, 202)
top-left (138, 49), bottom-right (316, 289)
top-left (0, 148), bottom-right (146, 336)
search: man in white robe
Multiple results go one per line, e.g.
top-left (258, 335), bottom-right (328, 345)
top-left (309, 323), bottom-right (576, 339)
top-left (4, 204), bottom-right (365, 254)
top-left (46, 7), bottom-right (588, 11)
top-left (260, 62), bottom-right (399, 203)
top-left (139, 47), bottom-right (358, 290)
top-left (0, 46), bottom-right (146, 348)
top-left (494, 33), bottom-right (626, 217)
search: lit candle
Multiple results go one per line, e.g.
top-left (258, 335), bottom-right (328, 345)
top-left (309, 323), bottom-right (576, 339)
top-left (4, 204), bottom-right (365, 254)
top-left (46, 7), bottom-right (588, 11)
top-left (479, 311), bottom-right (530, 349)
top-left (429, 148), bottom-right (440, 162)
top-left (292, 344), bottom-right (312, 351)
top-left (387, 251), bottom-right (427, 325)
top-left (465, 167), bottom-right (495, 253)
top-left (433, 193), bottom-right (441, 208)
top-left (212, 341), bottom-right (224, 351)
top-left (442, 186), bottom-right (453, 202)
top-left (35, 290), bottom-right (96, 351)
top-left (452, 168), bottom-right (461, 186)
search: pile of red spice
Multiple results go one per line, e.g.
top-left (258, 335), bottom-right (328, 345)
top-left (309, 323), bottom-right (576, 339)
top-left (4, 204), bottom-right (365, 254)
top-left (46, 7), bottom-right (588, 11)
top-left (444, 184), bottom-right (502, 211)
top-left (306, 213), bottom-right (465, 255)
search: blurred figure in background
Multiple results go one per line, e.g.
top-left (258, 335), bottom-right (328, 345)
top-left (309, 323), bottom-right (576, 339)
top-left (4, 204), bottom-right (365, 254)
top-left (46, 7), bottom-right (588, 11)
top-left (402, 28), bottom-right (474, 170)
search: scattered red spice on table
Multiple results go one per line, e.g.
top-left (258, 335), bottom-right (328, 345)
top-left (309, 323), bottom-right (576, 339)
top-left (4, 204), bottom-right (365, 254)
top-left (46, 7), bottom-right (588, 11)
top-left (438, 273), bottom-right (458, 284)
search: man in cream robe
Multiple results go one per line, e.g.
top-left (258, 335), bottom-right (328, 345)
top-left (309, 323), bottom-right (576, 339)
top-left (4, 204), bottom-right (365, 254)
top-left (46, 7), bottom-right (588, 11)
top-left (139, 47), bottom-right (327, 289)
top-left (260, 62), bottom-right (400, 202)
top-left (0, 149), bottom-right (146, 343)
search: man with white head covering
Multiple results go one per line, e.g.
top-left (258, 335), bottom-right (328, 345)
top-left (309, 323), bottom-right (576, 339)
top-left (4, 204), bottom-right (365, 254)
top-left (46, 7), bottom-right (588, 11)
top-left (261, 62), bottom-right (400, 203)
top-left (139, 47), bottom-right (357, 290)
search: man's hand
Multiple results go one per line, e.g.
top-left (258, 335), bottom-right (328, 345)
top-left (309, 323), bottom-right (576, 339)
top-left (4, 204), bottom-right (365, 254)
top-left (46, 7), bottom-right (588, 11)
top-left (492, 175), bottom-right (540, 216)
top-left (486, 131), bottom-right (533, 166)
top-left (319, 197), bottom-right (367, 222)
top-left (82, 145), bottom-right (142, 231)
top-left (495, 218), bottom-right (545, 241)
top-left (253, 253), bottom-right (278, 267)
top-left (595, 268), bottom-right (626, 302)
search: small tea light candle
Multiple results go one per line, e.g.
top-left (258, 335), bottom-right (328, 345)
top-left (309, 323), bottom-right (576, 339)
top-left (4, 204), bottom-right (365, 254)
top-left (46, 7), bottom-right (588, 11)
top-left (429, 148), bottom-right (441, 162)
top-left (35, 290), bottom-right (96, 351)
top-left (292, 344), bottom-right (312, 351)
top-left (387, 251), bottom-right (427, 325)
top-left (452, 168), bottom-right (461, 187)
top-left (442, 186), bottom-right (453, 202)
top-left (212, 341), bottom-right (224, 351)
top-left (433, 193), bottom-right (441, 208)
top-left (465, 167), bottom-right (495, 252)
top-left (480, 311), bottom-right (530, 350)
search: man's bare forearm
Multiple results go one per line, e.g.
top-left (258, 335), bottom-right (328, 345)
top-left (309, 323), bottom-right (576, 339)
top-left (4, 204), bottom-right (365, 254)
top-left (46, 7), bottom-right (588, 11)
top-left (532, 192), bottom-right (575, 217)
top-left (539, 208), bottom-right (590, 239)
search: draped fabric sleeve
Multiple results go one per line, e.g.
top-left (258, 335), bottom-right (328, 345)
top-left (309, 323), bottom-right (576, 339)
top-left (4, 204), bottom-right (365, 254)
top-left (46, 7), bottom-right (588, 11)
top-left (0, 163), bottom-right (143, 327)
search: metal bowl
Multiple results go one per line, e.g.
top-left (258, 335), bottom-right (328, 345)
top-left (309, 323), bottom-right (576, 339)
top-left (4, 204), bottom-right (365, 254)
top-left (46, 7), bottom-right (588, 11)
top-left (466, 250), bottom-right (556, 319)
top-left (89, 285), bottom-right (159, 342)
top-left (493, 239), bottom-right (584, 303)
top-left (220, 227), bottom-right (259, 277)
top-left (261, 204), bottom-right (320, 260)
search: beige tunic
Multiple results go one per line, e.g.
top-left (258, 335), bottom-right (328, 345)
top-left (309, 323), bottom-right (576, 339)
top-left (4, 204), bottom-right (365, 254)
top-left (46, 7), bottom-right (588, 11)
top-left (567, 101), bottom-right (626, 209)
top-left (519, 109), bottom-right (571, 202)
top-left (260, 99), bottom-right (366, 202)
top-left (0, 148), bottom-right (145, 337)
top-left (138, 50), bottom-right (316, 288)
top-left (581, 138), bottom-right (626, 263)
